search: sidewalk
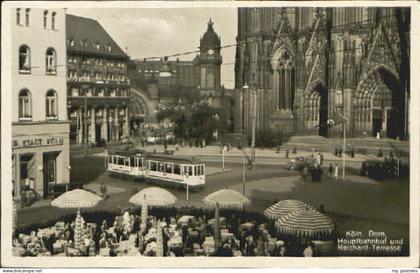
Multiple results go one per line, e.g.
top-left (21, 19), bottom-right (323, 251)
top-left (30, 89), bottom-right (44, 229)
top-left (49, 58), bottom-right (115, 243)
top-left (129, 144), bottom-right (380, 163)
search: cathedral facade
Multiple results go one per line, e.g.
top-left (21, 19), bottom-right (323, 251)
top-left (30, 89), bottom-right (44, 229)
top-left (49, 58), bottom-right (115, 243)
top-left (234, 7), bottom-right (410, 139)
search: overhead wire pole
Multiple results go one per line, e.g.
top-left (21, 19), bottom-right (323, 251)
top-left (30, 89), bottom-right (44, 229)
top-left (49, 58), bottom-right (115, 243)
top-left (342, 120), bottom-right (346, 179)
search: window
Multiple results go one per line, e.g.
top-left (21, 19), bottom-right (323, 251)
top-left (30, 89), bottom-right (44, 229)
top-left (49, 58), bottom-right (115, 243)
top-left (150, 161), bottom-right (157, 171)
top-left (43, 10), bottom-right (48, 28)
top-left (117, 157), bottom-right (124, 165)
top-left (25, 8), bottom-right (30, 26)
top-left (46, 48), bottom-right (57, 74)
top-left (158, 162), bottom-right (164, 172)
top-left (174, 164), bottom-right (181, 175)
top-left (46, 90), bottom-right (57, 119)
top-left (165, 163), bottom-right (173, 174)
top-left (71, 87), bottom-right (79, 97)
top-left (51, 12), bottom-right (56, 30)
top-left (19, 89), bottom-right (31, 119)
top-left (19, 45), bottom-right (31, 73)
top-left (96, 43), bottom-right (100, 50)
top-left (130, 157), bottom-right (136, 167)
top-left (107, 45), bottom-right (112, 52)
top-left (185, 165), bottom-right (193, 176)
top-left (16, 8), bottom-right (21, 25)
top-left (70, 39), bottom-right (75, 47)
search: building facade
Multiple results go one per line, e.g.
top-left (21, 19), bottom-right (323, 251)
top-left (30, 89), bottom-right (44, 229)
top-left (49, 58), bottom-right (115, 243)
top-left (234, 7), bottom-right (410, 139)
top-left (127, 19), bottom-right (233, 133)
top-left (66, 14), bottom-right (130, 145)
top-left (12, 8), bottom-right (70, 198)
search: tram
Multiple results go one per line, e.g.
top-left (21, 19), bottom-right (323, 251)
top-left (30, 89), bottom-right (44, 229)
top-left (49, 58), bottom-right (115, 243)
top-left (106, 149), bottom-right (206, 189)
top-left (107, 149), bottom-right (148, 179)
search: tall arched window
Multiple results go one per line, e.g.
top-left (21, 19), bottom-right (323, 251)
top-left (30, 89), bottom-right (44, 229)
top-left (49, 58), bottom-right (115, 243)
top-left (43, 10), bottom-right (48, 28)
top-left (16, 8), bottom-right (21, 25)
top-left (25, 8), bottom-right (30, 26)
top-left (19, 89), bottom-right (31, 120)
top-left (46, 90), bottom-right (57, 119)
top-left (51, 12), bottom-right (56, 30)
top-left (46, 47), bottom-right (57, 74)
top-left (19, 45), bottom-right (31, 73)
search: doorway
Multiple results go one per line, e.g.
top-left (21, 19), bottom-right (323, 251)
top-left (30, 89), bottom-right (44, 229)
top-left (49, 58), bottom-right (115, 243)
top-left (20, 153), bottom-right (35, 192)
top-left (95, 123), bottom-right (102, 143)
top-left (43, 152), bottom-right (58, 197)
top-left (314, 84), bottom-right (329, 137)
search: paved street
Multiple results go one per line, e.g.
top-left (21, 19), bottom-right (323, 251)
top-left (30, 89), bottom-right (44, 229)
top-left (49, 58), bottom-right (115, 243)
top-left (17, 152), bottom-right (409, 249)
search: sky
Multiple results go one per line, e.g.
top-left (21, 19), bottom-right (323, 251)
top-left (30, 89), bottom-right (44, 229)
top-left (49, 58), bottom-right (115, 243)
top-left (67, 8), bottom-right (238, 88)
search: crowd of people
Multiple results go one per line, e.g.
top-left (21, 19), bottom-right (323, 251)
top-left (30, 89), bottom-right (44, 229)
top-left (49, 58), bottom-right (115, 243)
top-left (13, 209), bottom-right (329, 257)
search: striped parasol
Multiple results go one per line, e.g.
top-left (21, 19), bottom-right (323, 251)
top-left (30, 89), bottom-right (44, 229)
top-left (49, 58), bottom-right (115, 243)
top-left (264, 199), bottom-right (315, 220)
top-left (51, 189), bottom-right (102, 209)
top-left (203, 189), bottom-right (251, 209)
top-left (129, 187), bottom-right (177, 207)
top-left (275, 208), bottom-right (335, 238)
top-left (51, 189), bottom-right (101, 251)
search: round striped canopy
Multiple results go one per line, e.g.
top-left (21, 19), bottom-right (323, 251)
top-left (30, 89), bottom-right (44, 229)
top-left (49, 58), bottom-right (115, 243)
top-left (129, 187), bottom-right (177, 207)
top-left (203, 189), bottom-right (251, 209)
top-left (275, 209), bottom-right (335, 237)
top-left (264, 199), bottom-right (315, 220)
top-left (51, 189), bottom-right (102, 209)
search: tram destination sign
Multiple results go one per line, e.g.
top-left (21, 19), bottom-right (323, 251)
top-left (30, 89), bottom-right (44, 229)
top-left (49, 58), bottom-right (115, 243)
top-left (12, 137), bottom-right (64, 149)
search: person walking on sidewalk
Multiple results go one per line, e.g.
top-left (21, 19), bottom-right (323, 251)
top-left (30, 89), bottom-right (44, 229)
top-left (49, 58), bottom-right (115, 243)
top-left (302, 166), bottom-right (308, 182)
top-left (334, 164), bottom-right (339, 180)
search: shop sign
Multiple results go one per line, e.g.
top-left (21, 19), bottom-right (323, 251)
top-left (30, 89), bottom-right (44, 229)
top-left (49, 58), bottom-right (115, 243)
top-left (12, 137), bottom-right (64, 149)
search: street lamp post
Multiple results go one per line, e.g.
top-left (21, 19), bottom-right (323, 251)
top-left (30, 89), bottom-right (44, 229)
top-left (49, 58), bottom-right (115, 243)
top-left (251, 85), bottom-right (257, 166)
top-left (242, 152), bottom-right (246, 196)
top-left (84, 88), bottom-right (88, 158)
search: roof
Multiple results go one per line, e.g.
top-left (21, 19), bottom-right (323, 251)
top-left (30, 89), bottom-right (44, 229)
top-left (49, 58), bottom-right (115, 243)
top-left (200, 19), bottom-right (221, 50)
top-left (110, 149), bottom-right (149, 157)
top-left (66, 14), bottom-right (128, 59)
top-left (146, 154), bottom-right (203, 164)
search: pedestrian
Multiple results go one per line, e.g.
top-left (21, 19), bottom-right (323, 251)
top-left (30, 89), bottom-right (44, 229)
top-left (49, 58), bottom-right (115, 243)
top-left (334, 147), bottom-right (338, 157)
top-left (328, 163), bottom-right (333, 179)
top-left (302, 166), bottom-right (308, 182)
top-left (320, 153), bottom-right (324, 165)
top-left (338, 147), bottom-right (342, 158)
top-left (285, 149), bottom-right (289, 159)
top-left (334, 164), bottom-right (339, 180)
top-left (100, 182), bottom-right (107, 198)
top-left (316, 153), bottom-right (321, 165)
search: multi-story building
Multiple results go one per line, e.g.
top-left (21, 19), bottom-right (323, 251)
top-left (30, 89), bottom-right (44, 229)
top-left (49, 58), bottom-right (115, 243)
top-left (127, 19), bottom-right (233, 132)
top-left (234, 7), bottom-right (410, 139)
top-left (66, 14), bottom-right (130, 144)
top-left (12, 8), bottom-right (70, 198)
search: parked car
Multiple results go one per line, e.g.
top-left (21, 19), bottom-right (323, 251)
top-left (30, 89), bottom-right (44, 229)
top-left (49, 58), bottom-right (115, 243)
top-left (287, 157), bottom-right (315, 170)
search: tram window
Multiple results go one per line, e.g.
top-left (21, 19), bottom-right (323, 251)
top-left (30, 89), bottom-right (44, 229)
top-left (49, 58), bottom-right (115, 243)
top-left (174, 164), bottom-right (181, 175)
top-left (165, 163), bottom-right (173, 174)
top-left (202, 165), bottom-right (205, 175)
top-left (117, 157), bottom-right (124, 165)
top-left (187, 166), bottom-right (193, 176)
top-left (150, 161), bottom-right (157, 171)
top-left (108, 156), bottom-right (112, 164)
top-left (130, 158), bottom-right (136, 167)
top-left (194, 166), bottom-right (198, 176)
top-left (158, 162), bottom-right (164, 172)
